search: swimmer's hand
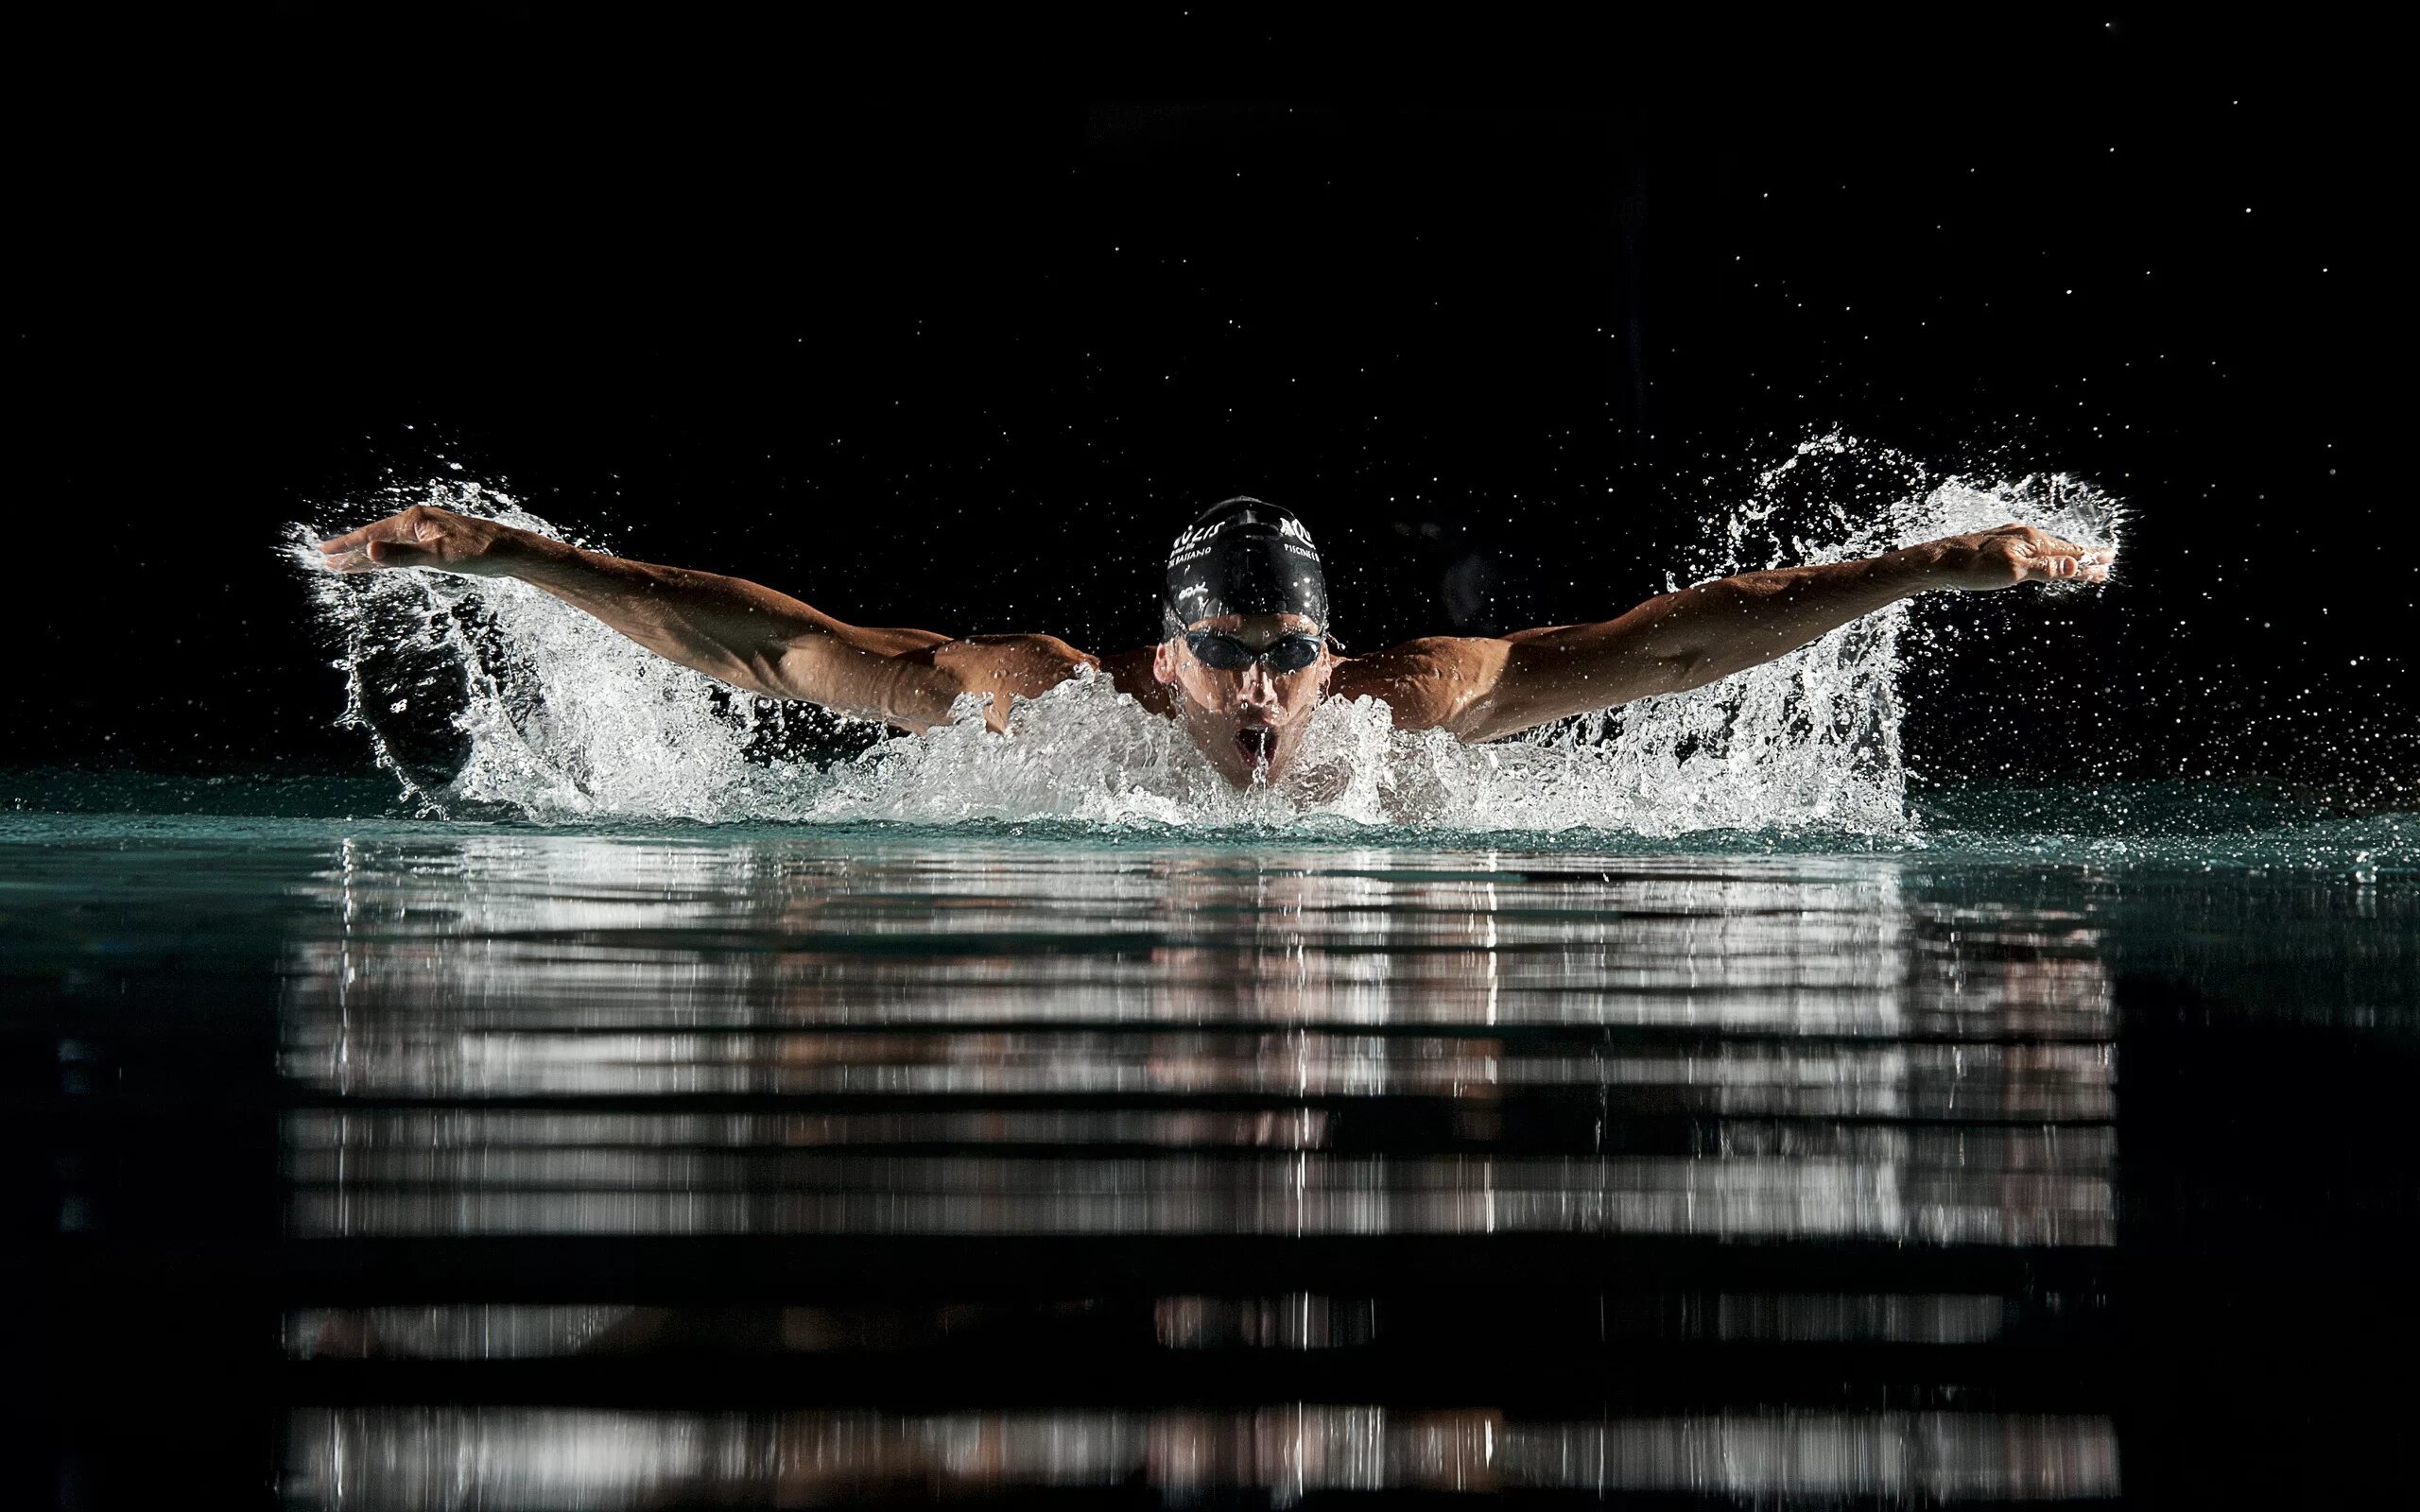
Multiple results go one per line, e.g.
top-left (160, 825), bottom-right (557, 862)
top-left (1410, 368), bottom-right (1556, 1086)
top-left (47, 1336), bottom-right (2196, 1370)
top-left (1908, 523), bottom-right (2115, 591)
top-left (318, 505), bottom-right (533, 577)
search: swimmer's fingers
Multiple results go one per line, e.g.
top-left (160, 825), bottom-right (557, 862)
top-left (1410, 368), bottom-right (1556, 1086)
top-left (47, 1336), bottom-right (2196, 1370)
top-left (317, 513), bottom-right (423, 556)
top-left (318, 538), bottom-right (389, 571)
top-left (1926, 524), bottom-right (2116, 590)
top-left (2022, 540), bottom-right (2117, 584)
top-left (364, 538), bottom-right (439, 568)
top-left (319, 515), bottom-right (422, 572)
top-left (2064, 549), bottom-right (2115, 584)
top-left (317, 523), bottom-right (381, 555)
top-left (320, 537), bottom-right (434, 574)
top-left (316, 505), bottom-right (508, 575)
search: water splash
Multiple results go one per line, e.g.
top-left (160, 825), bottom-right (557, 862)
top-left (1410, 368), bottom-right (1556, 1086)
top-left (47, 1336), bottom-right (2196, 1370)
top-left (288, 438), bottom-right (2124, 833)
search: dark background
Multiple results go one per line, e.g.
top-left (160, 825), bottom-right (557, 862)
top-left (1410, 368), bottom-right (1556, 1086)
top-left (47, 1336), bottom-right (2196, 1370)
top-left (11, 10), bottom-right (2409, 800)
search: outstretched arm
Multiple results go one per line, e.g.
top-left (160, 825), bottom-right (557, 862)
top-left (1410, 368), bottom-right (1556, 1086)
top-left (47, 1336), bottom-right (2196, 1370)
top-left (1357, 524), bottom-right (2113, 743)
top-left (318, 505), bottom-right (1069, 730)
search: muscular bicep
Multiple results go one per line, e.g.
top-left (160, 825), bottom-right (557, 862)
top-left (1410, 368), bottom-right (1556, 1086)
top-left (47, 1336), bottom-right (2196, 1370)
top-left (1097, 646), bottom-right (1175, 716)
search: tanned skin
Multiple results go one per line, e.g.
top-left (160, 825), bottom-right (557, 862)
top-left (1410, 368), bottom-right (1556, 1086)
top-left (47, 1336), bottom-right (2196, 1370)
top-left (320, 507), bottom-right (2113, 787)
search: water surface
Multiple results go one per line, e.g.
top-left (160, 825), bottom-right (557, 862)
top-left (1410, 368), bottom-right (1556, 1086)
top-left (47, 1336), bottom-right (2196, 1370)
top-left (12, 795), bottom-right (2411, 1505)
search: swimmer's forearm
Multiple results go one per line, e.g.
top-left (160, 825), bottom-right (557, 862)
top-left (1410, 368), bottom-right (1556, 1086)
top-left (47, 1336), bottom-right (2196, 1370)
top-left (1611, 521), bottom-right (2113, 685)
top-left (498, 535), bottom-right (956, 723)
top-left (502, 537), bottom-right (815, 692)
top-left (319, 503), bottom-right (962, 725)
top-left (1455, 524), bottom-right (2112, 737)
top-left (1623, 549), bottom-right (1933, 689)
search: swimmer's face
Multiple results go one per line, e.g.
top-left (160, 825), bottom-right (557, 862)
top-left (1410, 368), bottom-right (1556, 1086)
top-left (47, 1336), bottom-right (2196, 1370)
top-left (1152, 612), bottom-right (1335, 787)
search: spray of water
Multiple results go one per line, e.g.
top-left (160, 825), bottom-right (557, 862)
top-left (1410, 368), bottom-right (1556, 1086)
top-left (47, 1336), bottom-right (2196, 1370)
top-left (287, 436), bottom-right (2124, 834)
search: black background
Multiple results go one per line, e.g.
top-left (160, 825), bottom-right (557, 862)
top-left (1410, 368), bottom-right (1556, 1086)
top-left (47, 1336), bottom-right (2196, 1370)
top-left (11, 9), bottom-right (2409, 800)
top-left (13, 17), bottom-right (2416, 1508)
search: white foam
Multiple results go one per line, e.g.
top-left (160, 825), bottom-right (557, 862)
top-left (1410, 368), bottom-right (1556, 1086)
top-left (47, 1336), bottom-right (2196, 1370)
top-left (290, 436), bottom-right (2124, 834)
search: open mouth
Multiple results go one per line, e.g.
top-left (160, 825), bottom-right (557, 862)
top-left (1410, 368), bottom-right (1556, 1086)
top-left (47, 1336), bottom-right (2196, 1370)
top-left (1235, 727), bottom-right (1276, 769)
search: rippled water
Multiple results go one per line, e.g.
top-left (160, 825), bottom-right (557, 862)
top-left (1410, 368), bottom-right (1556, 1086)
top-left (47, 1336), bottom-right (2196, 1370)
top-left (13, 799), bottom-right (2412, 1505)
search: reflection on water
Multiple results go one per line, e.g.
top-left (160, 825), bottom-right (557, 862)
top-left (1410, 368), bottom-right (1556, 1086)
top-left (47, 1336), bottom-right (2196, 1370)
top-left (285, 1290), bottom-right (2032, 1359)
top-left (284, 1123), bottom-right (2110, 1243)
top-left (277, 840), bottom-right (2117, 1246)
top-left (240, 837), bottom-right (2135, 1503)
top-left (286, 1404), bottom-right (2119, 1505)
top-left (25, 825), bottom-right (2405, 1505)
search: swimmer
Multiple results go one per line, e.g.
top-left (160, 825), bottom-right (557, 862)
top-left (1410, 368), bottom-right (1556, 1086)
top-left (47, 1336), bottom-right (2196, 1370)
top-left (319, 495), bottom-right (2112, 787)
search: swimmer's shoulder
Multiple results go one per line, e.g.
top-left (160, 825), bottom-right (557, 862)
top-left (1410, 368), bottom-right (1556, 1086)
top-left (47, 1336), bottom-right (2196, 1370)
top-left (1331, 637), bottom-right (1510, 732)
top-left (1098, 646), bottom-right (1176, 715)
top-left (903, 634), bottom-right (1182, 717)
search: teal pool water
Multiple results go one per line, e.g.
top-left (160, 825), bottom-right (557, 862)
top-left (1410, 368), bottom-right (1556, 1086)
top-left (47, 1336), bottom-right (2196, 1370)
top-left (11, 783), bottom-right (2413, 1506)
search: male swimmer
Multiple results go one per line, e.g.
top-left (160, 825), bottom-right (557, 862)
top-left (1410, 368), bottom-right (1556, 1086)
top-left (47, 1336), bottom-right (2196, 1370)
top-left (320, 496), bottom-right (2112, 787)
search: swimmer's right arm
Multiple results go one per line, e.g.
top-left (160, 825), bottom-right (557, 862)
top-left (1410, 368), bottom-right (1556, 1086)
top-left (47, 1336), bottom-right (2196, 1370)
top-left (317, 505), bottom-right (974, 728)
top-left (1353, 524), bottom-right (2113, 742)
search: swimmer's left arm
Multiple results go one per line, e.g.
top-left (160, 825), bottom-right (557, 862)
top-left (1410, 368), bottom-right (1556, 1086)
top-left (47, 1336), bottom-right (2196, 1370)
top-left (1402, 524), bottom-right (2112, 742)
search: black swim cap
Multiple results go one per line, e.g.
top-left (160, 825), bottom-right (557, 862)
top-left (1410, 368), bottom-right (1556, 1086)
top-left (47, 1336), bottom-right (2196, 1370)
top-left (1163, 496), bottom-right (1329, 638)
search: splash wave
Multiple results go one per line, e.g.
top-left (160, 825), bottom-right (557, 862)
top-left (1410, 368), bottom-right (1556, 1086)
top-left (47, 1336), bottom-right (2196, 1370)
top-left (290, 436), bottom-right (2124, 833)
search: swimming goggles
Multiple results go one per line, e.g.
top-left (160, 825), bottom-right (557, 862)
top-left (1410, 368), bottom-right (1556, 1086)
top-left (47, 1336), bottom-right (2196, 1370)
top-left (1183, 630), bottom-right (1325, 674)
